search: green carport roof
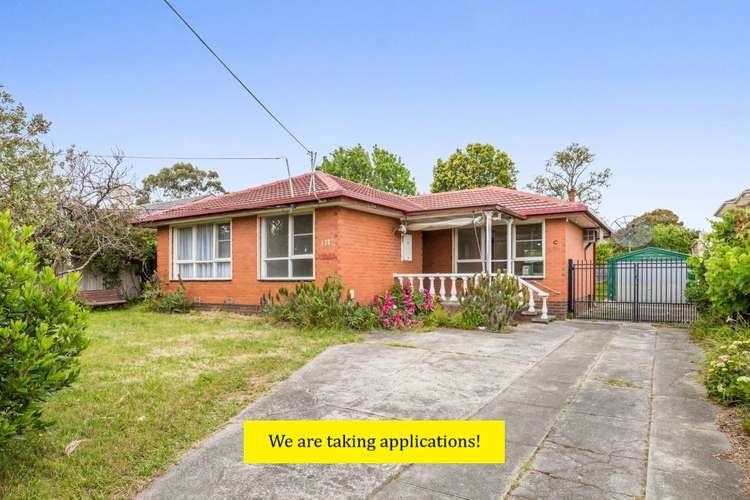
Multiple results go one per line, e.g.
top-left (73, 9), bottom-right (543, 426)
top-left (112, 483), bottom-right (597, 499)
top-left (609, 246), bottom-right (689, 262)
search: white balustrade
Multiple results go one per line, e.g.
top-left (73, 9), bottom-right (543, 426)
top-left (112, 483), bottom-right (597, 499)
top-left (393, 272), bottom-right (550, 320)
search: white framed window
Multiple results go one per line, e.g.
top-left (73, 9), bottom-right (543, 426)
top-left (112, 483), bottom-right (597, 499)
top-left (454, 226), bottom-right (509, 273)
top-left (514, 222), bottom-right (544, 277)
top-left (453, 221), bottom-right (544, 278)
top-left (260, 213), bottom-right (314, 280)
top-left (401, 234), bottom-right (413, 262)
top-left (455, 227), bottom-right (484, 273)
top-left (172, 221), bottom-right (232, 280)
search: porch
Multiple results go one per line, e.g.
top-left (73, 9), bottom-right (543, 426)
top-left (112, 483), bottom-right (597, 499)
top-left (393, 209), bottom-right (551, 320)
top-left (392, 272), bottom-right (550, 320)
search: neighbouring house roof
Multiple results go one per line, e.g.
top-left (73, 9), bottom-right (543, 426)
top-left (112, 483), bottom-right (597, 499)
top-left (133, 171), bottom-right (608, 230)
top-left (137, 194), bottom-right (215, 215)
top-left (715, 188), bottom-right (750, 217)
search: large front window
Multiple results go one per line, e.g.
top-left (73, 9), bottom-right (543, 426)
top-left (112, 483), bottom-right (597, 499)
top-left (455, 227), bottom-right (484, 273)
top-left (454, 222), bottom-right (544, 278)
top-left (261, 213), bottom-right (314, 279)
top-left (514, 223), bottom-right (544, 277)
top-left (172, 222), bottom-right (231, 280)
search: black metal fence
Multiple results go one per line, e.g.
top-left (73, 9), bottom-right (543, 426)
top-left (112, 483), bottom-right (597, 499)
top-left (568, 259), bottom-right (697, 323)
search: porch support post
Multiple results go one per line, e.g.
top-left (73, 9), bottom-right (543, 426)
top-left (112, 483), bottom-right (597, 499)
top-left (484, 211), bottom-right (492, 274)
top-left (506, 217), bottom-right (514, 275)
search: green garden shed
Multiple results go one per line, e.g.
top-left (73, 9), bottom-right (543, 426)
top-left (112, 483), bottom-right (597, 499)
top-left (607, 247), bottom-right (691, 302)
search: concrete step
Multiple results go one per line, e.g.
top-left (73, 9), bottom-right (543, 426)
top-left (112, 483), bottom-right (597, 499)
top-left (531, 315), bottom-right (556, 324)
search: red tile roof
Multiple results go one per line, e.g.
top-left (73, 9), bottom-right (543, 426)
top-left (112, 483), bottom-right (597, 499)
top-left (406, 186), bottom-right (589, 216)
top-left (134, 171), bottom-right (600, 225)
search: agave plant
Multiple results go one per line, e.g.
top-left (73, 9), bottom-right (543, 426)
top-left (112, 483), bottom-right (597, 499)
top-left (459, 272), bottom-right (529, 332)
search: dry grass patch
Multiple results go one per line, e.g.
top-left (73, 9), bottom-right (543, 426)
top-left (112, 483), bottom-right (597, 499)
top-left (598, 377), bottom-right (642, 389)
top-left (0, 305), bottom-right (359, 499)
top-left (716, 408), bottom-right (750, 495)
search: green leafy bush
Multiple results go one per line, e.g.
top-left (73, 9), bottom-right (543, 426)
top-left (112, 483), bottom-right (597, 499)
top-left (706, 339), bottom-right (750, 405)
top-left (703, 240), bottom-right (750, 317)
top-left (458, 273), bottom-right (528, 332)
top-left (262, 276), bottom-right (377, 330)
top-left (142, 279), bottom-right (192, 313)
top-left (690, 209), bottom-right (750, 318)
top-left (426, 304), bottom-right (483, 330)
top-left (0, 211), bottom-right (88, 445)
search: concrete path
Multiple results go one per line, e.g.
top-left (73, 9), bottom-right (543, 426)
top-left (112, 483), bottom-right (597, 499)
top-left (140, 321), bottom-right (745, 499)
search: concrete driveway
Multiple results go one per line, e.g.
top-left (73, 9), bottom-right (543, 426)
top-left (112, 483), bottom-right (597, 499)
top-left (140, 321), bottom-right (744, 499)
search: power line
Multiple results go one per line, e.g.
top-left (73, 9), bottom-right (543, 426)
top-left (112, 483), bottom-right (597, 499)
top-left (160, 0), bottom-right (313, 157)
top-left (91, 154), bottom-right (283, 161)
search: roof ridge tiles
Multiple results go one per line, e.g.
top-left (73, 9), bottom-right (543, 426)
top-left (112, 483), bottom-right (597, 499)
top-left (133, 170), bottom-right (601, 225)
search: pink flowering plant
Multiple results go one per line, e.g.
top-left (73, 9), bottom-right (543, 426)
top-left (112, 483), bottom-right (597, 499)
top-left (373, 284), bottom-right (436, 329)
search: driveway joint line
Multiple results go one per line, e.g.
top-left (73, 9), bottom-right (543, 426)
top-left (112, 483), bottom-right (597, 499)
top-left (325, 404), bottom-right (394, 420)
top-left (398, 479), bottom-right (474, 499)
top-left (465, 333), bottom-right (578, 420)
top-left (368, 332), bottom-right (578, 498)
top-left (528, 467), bottom-right (636, 498)
top-left (504, 329), bottom-right (617, 499)
top-left (639, 325), bottom-right (659, 498)
top-left (542, 438), bottom-right (642, 462)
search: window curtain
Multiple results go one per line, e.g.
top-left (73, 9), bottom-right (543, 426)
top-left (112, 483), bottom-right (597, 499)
top-left (177, 227), bottom-right (193, 260)
top-left (176, 227), bottom-right (194, 279)
top-left (196, 224), bottom-right (214, 278)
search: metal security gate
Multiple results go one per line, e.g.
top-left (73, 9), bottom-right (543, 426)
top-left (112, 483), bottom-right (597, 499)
top-left (568, 259), bottom-right (697, 323)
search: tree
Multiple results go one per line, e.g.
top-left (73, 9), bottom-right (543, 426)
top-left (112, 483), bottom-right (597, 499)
top-left (599, 222), bottom-right (698, 262)
top-left (137, 163), bottom-right (225, 204)
top-left (319, 144), bottom-right (417, 195)
top-left (527, 143), bottom-right (611, 209)
top-left (0, 211), bottom-right (88, 444)
top-left (431, 143), bottom-right (517, 193)
top-left (595, 240), bottom-right (615, 264)
top-left (650, 224), bottom-right (699, 254)
top-left (0, 85), bottom-right (154, 276)
top-left (633, 208), bottom-right (683, 227)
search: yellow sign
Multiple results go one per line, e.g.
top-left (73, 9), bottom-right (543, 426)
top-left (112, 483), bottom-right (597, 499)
top-left (243, 420), bottom-right (505, 464)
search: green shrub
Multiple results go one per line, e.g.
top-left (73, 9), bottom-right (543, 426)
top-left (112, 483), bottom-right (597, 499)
top-left (262, 276), bottom-right (377, 331)
top-left (0, 211), bottom-right (88, 445)
top-left (426, 304), bottom-right (483, 330)
top-left (706, 339), bottom-right (750, 405)
top-left (703, 239), bottom-right (750, 317)
top-left (344, 303), bottom-right (380, 331)
top-left (142, 279), bottom-right (192, 313)
top-left (690, 208), bottom-right (750, 318)
top-left (458, 273), bottom-right (528, 332)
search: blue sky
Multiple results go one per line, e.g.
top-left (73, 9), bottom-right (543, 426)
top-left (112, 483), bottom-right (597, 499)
top-left (2, 1), bottom-right (748, 230)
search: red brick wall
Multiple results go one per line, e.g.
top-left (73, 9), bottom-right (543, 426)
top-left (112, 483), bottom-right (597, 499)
top-left (565, 220), bottom-right (595, 301)
top-left (155, 207), bottom-right (420, 306)
top-left (154, 210), bottom-right (594, 311)
top-left (422, 230), bottom-right (452, 273)
top-left (157, 208), bottom-right (340, 305)
top-left (336, 209), bottom-right (422, 302)
top-left (528, 219), bottom-right (567, 303)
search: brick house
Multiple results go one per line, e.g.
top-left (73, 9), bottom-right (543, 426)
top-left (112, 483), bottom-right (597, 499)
top-left (134, 171), bottom-right (609, 318)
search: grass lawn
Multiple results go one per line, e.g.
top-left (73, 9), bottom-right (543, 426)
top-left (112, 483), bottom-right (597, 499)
top-left (0, 306), bottom-right (359, 499)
